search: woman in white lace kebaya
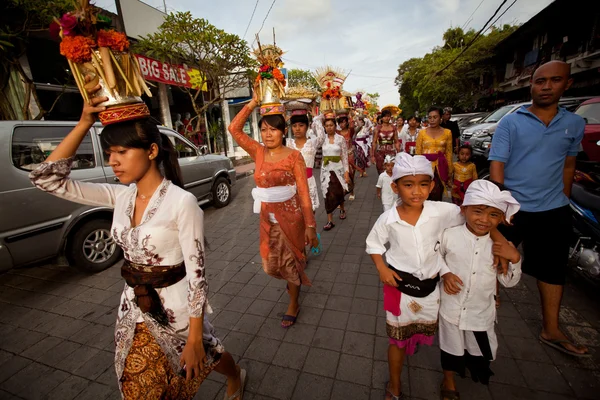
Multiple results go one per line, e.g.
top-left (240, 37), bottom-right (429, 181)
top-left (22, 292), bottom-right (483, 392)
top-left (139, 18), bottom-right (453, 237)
top-left (321, 114), bottom-right (350, 230)
top-left (287, 113), bottom-right (326, 211)
top-left (29, 92), bottom-right (244, 400)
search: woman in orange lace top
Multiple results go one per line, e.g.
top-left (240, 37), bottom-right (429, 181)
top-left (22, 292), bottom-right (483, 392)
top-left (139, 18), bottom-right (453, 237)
top-left (227, 94), bottom-right (318, 329)
top-left (416, 106), bottom-right (454, 201)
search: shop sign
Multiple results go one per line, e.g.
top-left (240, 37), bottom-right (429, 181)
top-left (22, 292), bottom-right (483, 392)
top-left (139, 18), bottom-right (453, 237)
top-left (135, 54), bottom-right (207, 91)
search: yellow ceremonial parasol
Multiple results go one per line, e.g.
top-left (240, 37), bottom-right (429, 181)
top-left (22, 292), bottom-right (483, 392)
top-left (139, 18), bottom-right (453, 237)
top-left (381, 104), bottom-right (401, 117)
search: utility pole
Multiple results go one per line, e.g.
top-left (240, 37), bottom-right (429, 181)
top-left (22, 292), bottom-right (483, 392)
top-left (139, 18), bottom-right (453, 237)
top-left (162, 0), bottom-right (167, 13)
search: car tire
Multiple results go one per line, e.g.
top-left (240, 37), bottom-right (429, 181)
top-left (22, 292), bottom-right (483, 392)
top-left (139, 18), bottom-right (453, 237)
top-left (66, 219), bottom-right (122, 273)
top-left (212, 176), bottom-right (231, 208)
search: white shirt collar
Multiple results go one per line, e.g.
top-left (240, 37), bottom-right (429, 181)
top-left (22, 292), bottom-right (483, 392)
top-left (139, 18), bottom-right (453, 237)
top-left (461, 223), bottom-right (490, 241)
top-left (385, 200), bottom-right (440, 226)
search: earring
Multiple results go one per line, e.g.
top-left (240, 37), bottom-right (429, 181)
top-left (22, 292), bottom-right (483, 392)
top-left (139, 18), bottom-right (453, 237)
top-left (149, 155), bottom-right (154, 160)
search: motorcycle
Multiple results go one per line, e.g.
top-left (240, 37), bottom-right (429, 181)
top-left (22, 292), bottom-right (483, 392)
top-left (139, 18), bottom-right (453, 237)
top-left (569, 159), bottom-right (600, 283)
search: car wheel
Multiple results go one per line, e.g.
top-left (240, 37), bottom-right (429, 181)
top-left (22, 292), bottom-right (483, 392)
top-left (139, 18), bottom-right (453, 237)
top-left (66, 219), bottom-right (122, 272)
top-left (212, 176), bottom-right (231, 208)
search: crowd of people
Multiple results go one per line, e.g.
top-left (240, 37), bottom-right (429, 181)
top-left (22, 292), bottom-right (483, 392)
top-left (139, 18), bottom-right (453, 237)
top-left (26, 60), bottom-right (589, 400)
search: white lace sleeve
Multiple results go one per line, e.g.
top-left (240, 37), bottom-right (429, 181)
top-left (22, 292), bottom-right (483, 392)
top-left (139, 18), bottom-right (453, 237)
top-left (339, 135), bottom-right (349, 173)
top-left (312, 115), bottom-right (326, 148)
top-left (177, 192), bottom-right (208, 318)
top-left (29, 157), bottom-right (126, 208)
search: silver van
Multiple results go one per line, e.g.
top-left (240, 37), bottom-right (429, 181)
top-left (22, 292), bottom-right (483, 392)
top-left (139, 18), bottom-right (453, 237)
top-left (1, 121), bottom-right (236, 273)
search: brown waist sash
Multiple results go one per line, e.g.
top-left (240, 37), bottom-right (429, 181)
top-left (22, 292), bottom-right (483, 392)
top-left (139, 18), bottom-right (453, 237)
top-left (121, 260), bottom-right (186, 325)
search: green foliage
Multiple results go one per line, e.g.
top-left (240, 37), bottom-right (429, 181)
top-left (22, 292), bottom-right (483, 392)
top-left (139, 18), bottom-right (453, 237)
top-left (396, 24), bottom-right (518, 115)
top-left (134, 11), bottom-right (256, 116)
top-left (287, 68), bottom-right (320, 91)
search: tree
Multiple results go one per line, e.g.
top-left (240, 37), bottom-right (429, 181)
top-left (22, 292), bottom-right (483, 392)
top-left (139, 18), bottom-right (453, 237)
top-left (135, 11), bottom-right (256, 153)
top-left (0, 0), bottom-right (73, 120)
top-left (287, 68), bottom-right (320, 91)
top-left (396, 24), bottom-right (518, 115)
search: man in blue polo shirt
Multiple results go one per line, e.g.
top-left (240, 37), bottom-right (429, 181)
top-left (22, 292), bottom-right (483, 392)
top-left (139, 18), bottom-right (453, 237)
top-left (489, 61), bottom-right (588, 357)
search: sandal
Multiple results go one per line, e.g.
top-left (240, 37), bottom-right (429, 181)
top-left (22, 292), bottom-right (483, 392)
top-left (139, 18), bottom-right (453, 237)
top-left (223, 368), bottom-right (247, 400)
top-left (440, 384), bottom-right (460, 400)
top-left (339, 210), bottom-right (347, 220)
top-left (281, 309), bottom-right (300, 328)
top-left (539, 335), bottom-right (591, 358)
top-left (385, 382), bottom-right (403, 400)
top-left (349, 194), bottom-right (355, 201)
top-left (324, 222), bottom-right (335, 231)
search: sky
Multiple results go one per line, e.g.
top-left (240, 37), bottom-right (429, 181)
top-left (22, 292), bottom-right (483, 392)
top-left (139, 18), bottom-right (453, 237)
top-left (96, 0), bottom-right (554, 107)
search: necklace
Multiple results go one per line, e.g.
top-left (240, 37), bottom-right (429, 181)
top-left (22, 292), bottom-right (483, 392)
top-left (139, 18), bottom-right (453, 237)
top-left (138, 194), bottom-right (149, 202)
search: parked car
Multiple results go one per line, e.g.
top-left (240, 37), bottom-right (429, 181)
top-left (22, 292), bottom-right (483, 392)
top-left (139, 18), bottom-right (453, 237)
top-left (456, 112), bottom-right (490, 130)
top-left (574, 97), bottom-right (600, 162)
top-left (461, 97), bottom-right (595, 178)
top-left (0, 121), bottom-right (236, 273)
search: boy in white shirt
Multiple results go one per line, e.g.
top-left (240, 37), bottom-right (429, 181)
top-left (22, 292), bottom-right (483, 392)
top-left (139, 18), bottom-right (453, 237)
top-left (439, 180), bottom-right (522, 399)
top-left (376, 155), bottom-right (398, 212)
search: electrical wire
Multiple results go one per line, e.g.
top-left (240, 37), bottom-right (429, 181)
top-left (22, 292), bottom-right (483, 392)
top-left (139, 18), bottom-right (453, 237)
top-left (485, 0), bottom-right (518, 32)
top-left (433, 0), bottom-right (509, 76)
top-left (242, 0), bottom-right (260, 40)
top-left (251, 0), bottom-right (277, 46)
top-left (461, 0), bottom-right (486, 30)
top-left (282, 57), bottom-right (395, 79)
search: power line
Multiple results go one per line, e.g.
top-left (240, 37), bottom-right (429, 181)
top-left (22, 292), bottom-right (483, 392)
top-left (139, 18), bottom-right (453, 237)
top-left (242, 0), bottom-right (260, 40)
top-left (485, 0), bottom-right (518, 32)
top-left (282, 57), bottom-right (395, 79)
top-left (434, 0), bottom-right (510, 77)
top-left (461, 0), bottom-right (486, 30)
top-left (252, 0), bottom-right (277, 46)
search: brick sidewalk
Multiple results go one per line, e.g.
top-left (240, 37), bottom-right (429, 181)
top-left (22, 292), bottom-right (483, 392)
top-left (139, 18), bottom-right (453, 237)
top-left (0, 167), bottom-right (599, 399)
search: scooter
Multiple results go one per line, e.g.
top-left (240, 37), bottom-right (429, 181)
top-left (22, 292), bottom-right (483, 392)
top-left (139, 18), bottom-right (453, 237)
top-left (569, 159), bottom-right (600, 283)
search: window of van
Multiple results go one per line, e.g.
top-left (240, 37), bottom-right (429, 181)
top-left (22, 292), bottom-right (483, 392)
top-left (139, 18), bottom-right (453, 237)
top-left (12, 126), bottom-right (96, 171)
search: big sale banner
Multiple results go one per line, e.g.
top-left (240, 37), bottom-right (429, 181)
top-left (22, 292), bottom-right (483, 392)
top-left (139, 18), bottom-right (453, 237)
top-left (135, 54), bottom-right (207, 91)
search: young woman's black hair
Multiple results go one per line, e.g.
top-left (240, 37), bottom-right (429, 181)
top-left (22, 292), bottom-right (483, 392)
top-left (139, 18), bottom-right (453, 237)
top-left (427, 106), bottom-right (443, 117)
top-left (101, 118), bottom-right (184, 189)
top-left (381, 110), bottom-right (392, 118)
top-left (336, 116), bottom-right (348, 124)
top-left (407, 115), bottom-right (421, 123)
top-left (259, 114), bottom-right (286, 133)
top-left (290, 114), bottom-right (309, 126)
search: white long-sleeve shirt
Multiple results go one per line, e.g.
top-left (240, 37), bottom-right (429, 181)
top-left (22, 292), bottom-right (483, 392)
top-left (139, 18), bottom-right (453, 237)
top-left (365, 201), bottom-right (464, 280)
top-left (439, 224), bottom-right (522, 331)
top-left (376, 172), bottom-right (398, 208)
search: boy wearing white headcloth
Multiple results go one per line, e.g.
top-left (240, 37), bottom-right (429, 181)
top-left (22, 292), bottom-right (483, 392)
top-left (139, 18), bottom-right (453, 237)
top-left (438, 180), bottom-right (522, 399)
top-left (376, 155), bottom-right (398, 212)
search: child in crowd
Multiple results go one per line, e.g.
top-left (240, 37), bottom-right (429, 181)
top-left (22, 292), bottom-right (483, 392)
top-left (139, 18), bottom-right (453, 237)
top-left (439, 180), bottom-right (522, 400)
top-left (366, 153), bottom-right (465, 400)
top-left (451, 144), bottom-right (478, 206)
top-left (376, 155), bottom-right (398, 212)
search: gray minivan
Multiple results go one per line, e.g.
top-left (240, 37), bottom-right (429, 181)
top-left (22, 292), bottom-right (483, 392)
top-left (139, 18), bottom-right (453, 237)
top-left (1, 121), bottom-right (236, 273)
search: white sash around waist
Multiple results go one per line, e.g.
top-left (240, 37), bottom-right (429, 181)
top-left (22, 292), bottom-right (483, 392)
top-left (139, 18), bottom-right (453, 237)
top-left (251, 185), bottom-right (297, 213)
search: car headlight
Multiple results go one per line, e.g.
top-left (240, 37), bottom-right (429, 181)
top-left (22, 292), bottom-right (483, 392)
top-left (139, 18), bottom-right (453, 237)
top-left (472, 129), bottom-right (489, 138)
top-left (481, 141), bottom-right (491, 149)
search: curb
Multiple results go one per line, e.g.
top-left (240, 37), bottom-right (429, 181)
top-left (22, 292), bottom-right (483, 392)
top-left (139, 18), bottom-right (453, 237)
top-left (236, 169), bottom-right (255, 180)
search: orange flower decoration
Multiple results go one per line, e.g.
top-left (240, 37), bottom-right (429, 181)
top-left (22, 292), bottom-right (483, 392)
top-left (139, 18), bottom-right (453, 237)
top-left (272, 68), bottom-right (286, 86)
top-left (97, 29), bottom-right (130, 52)
top-left (60, 36), bottom-right (95, 63)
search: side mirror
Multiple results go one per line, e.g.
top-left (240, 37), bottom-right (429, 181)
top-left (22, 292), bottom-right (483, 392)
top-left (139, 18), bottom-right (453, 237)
top-left (199, 145), bottom-right (208, 155)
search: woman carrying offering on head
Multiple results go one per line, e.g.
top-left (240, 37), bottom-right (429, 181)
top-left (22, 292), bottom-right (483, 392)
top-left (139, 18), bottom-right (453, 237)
top-left (321, 113), bottom-right (351, 231)
top-left (29, 87), bottom-right (244, 400)
top-left (286, 105), bottom-right (326, 212)
top-left (371, 109), bottom-right (400, 174)
top-left (337, 113), bottom-right (363, 200)
top-left (227, 89), bottom-right (318, 329)
top-left (416, 106), bottom-right (454, 201)
top-left (354, 116), bottom-right (372, 178)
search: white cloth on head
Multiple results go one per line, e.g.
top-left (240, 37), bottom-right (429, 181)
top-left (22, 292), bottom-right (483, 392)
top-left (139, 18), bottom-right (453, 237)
top-left (462, 180), bottom-right (520, 223)
top-left (391, 152), bottom-right (434, 181)
top-left (384, 154), bottom-right (395, 164)
top-left (251, 185), bottom-right (297, 213)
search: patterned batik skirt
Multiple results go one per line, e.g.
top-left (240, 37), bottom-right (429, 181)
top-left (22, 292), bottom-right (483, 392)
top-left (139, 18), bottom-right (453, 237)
top-left (385, 286), bottom-right (439, 356)
top-left (375, 144), bottom-right (396, 175)
top-left (120, 323), bottom-right (221, 400)
top-left (262, 223), bottom-right (311, 287)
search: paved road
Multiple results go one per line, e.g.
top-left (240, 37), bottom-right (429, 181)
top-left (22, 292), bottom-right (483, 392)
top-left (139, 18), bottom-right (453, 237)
top-left (0, 166), bottom-right (599, 399)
